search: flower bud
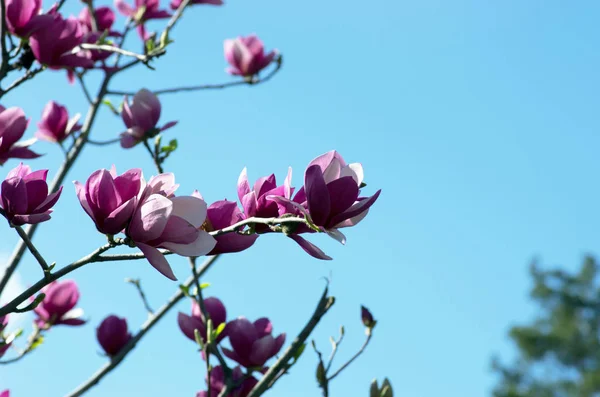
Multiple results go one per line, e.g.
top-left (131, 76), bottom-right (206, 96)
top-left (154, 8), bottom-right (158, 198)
top-left (224, 35), bottom-right (277, 77)
top-left (178, 297), bottom-right (227, 344)
top-left (222, 317), bottom-right (286, 368)
top-left (36, 101), bottom-right (81, 143)
top-left (361, 305), bottom-right (376, 329)
top-left (97, 315), bottom-right (131, 356)
top-left (0, 106), bottom-right (40, 165)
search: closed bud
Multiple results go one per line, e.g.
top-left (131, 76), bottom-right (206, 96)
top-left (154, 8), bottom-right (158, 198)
top-left (361, 305), bottom-right (376, 329)
top-left (97, 315), bottom-right (131, 356)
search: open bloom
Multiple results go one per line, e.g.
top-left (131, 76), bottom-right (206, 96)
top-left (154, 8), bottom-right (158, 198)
top-left (97, 315), bottom-right (131, 356)
top-left (34, 280), bottom-right (85, 328)
top-left (36, 101), bottom-right (81, 143)
top-left (197, 366), bottom-right (257, 397)
top-left (5, 0), bottom-right (53, 37)
top-left (78, 6), bottom-right (120, 35)
top-left (0, 106), bottom-right (40, 165)
top-left (119, 89), bottom-right (177, 148)
top-left (0, 163), bottom-right (62, 225)
top-left (126, 173), bottom-right (216, 280)
top-left (270, 150), bottom-right (381, 260)
top-left (178, 297), bottom-right (227, 343)
top-left (115, 0), bottom-right (171, 40)
top-left (237, 167), bottom-right (292, 233)
top-left (223, 317), bottom-right (285, 368)
top-left (75, 167), bottom-right (143, 235)
top-left (29, 14), bottom-right (94, 69)
top-left (224, 35), bottom-right (277, 77)
top-left (203, 199), bottom-right (258, 254)
top-left (170, 0), bottom-right (221, 10)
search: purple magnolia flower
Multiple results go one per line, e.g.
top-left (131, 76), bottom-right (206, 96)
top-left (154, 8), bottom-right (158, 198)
top-left (224, 35), bottom-right (277, 77)
top-left (0, 390), bottom-right (9, 397)
top-left (35, 101), bottom-right (81, 143)
top-left (204, 199), bottom-right (258, 255)
top-left (270, 150), bottom-right (381, 260)
top-left (34, 280), bottom-right (85, 328)
top-left (5, 0), bottom-right (53, 37)
top-left (237, 167), bottom-right (292, 233)
top-left (222, 317), bottom-right (286, 369)
top-left (97, 315), bottom-right (131, 356)
top-left (197, 366), bottom-right (257, 397)
top-left (126, 173), bottom-right (216, 280)
top-left (0, 163), bottom-right (62, 226)
top-left (169, 0), bottom-right (221, 11)
top-left (78, 6), bottom-right (121, 36)
top-left (178, 297), bottom-right (227, 343)
top-left (0, 106), bottom-right (40, 165)
top-left (74, 167), bottom-right (143, 235)
top-left (29, 14), bottom-right (94, 69)
top-left (119, 89), bottom-right (177, 148)
top-left (115, 0), bottom-right (171, 40)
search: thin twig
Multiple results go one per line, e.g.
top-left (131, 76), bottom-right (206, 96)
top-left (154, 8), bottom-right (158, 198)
top-left (0, 72), bottom-right (113, 296)
top-left (0, 0), bottom-right (9, 82)
top-left (327, 333), bottom-right (373, 382)
top-left (209, 216), bottom-right (316, 237)
top-left (0, 66), bottom-right (44, 98)
top-left (246, 286), bottom-right (336, 397)
top-left (0, 242), bottom-right (117, 317)
top-left (325, 327), bottom-right (345, 373)
top-left (65, 255), bottom-right (221, 397)
top-left (0, 326), bottom-right (42, 365)
top-left (107, 56), bottom-right (283, 96)
top-left (79, 44), bottom-right (149, 62)
top-left (142, 139), bottom-right (163, 173)
top-left (86, 137), bottom-right (121, 146)
top-left (126, 278), bottom-right (154, 315)
top-left (77, 73), bottom-right (94, 105)
top-left (12, 224), bottom-right (49, 274)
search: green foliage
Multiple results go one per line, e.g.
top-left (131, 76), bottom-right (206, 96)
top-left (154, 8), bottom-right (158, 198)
top-left (492, 256), bottom-right (600, 397)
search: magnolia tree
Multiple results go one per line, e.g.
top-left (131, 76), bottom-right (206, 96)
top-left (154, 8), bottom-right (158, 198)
top-left (0, 0), bottom-right (392, 395)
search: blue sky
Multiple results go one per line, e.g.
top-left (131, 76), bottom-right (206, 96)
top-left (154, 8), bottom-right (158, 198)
top-left (2, 0), bottom-right (600, 396)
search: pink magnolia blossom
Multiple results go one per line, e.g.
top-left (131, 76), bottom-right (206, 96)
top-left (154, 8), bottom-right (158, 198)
top-left (5, 0), bottom-right (53, 37)
top-left (169, 0), bottom-right (221, 11)
top-left (203, 199), bottom-right (258, 255)
top-left (97, 315), bottom-right (131, 356)
top-left (119, 89), bottom-right (177, 148)
top-left (126, 173), bottom-right (216, 280)
top-left (178, 297), bottom-right (227, 343)
top-left (35, 101), bottom-right (81, 143)
top-left (78, 6), bottom-right (121, 36)
top-left (34, 280), bottom-right (85, 328)
top-left (224, 35), bottom-right (277, 77)
top-left (29, 14), bottom-right (94, 69)
top-left (222, 317), bottom-right (285, 368)
top-left (197, 366), bottom-right (257, 397)
top-left (0, 390), bottom-right (8, 397)
top-left (0, 163), bottom-right (62, 226)
top-left (115, 0), bottom-right (171, 40)
top-left (270, 150), bottom-right (381, 260)
top-left (74, 167), bottom-right (143, 235)
top-left (0, 106), bottom-right (40, 165)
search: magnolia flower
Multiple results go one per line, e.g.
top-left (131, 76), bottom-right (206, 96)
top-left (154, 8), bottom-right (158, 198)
top-left (34, 280), bottom-right (85, 328)
top-left (29, 14), bottom-right (94, 69)
top-left (5, 0), bottom-right (53, 37)
top-left (178, 297), bottom-right (227, 343)
top-left (115, 0), bottom-right (171, 40)
top-left (78, 6), bottom-right (121, 36)
top-left (74, 167), bottom-right (143, 235)
top-left (222, 317), bottom-right (285, 368)
top-left (126, 173), bottom-right (216, 280)
top-left (197, 366), bottom-right (257, 397)
top-left (224, 35), bottom-right (277, 77)
top-left (0, 163), bottom-right (62, 225)
top-left (119, 89), bottom-right (177, 148)
top-left (204, 199), bottom-right (259, 254)
top-left (0, 106), bottom-right (40, 165)
top-left (36, 101), bottom-right (81, 143)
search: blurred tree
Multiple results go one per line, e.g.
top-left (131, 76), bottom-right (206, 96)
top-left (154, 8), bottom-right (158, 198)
top-left (492, 255), bottom-right (600, 397)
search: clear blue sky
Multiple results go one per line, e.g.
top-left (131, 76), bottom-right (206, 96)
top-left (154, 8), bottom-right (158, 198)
top-left (2, 0), bottom-right (600, 396)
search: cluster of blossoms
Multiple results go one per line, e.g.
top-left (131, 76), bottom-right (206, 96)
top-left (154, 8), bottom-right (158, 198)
top-left (177, 297), bottom-right (285, 396)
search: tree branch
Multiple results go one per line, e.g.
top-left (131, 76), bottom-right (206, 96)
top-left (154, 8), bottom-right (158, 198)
top-left (107, 56), bottom-right (283, 96)
top-left (246, 286), bottom-right (335, 397)
top-left (125, 278), bottom-right (154, 315)
top-left (11, 223), bottom-right (50, 275)
top-left (327, 333), bottom-right (373, 382)
top-left (0, 66), bottom-right (45, 98)
top-left (65, 255), bottom-right (221, 397)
